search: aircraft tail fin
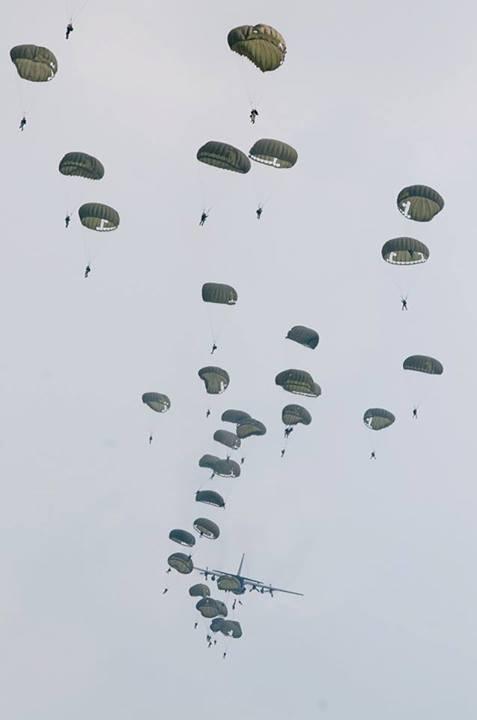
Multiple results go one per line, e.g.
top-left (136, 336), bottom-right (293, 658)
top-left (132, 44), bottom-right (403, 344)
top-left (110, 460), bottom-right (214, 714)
top-left (237, 553), bottom-right (245, 576)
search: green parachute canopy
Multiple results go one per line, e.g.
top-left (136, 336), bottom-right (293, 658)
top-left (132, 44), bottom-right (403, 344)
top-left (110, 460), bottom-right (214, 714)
top-left (142, 392), bottom-right (170, 413)
top-left (221, 409), bottom-right (251, 425)
top-left (275, 369), bottom-right (321, 398)
top-left (217, 575), bottom-right (243, 593)
top-left (286, 325), bottom-right (319, 349)
top-left (249, 139), bottom-right (298, 168)
top-left (227, 24), bottom-right (286, 72)
top-left (381, 237), bottom-right (429, 265)
top-left (236, 418), bottom-right (267, 439)
top-left (363, 408), bottom-right (395, 430)
top-left (189, 583), bottom-right (210, 598)
top-left (397, 185), bottom-right (444, 222)
top-left (403, 355), bottom-right (443, 375)
top-left (169, 529), bottom-right (196, 547)
top-left (59, 152), bottom-right (104, 180)
top-left (10, 44), bottom-right (58, 81)
top-left (167, 552), bottom-right (193, 575)
top-left (197, 141), bottom-right (251, 173)
top-left (199, 454), bottom-right (241, 478)
top-left (198, 367), bottom-right (230, 394)
top-left (196, 598), bottom-right (228, 619)
top-left (78, 203), bottom-right (120, 231)
top-left (195, 490), bottom-right (225, 509)
top-left (282, 404), bottom-right (312, 426)
top-left (202, 283), bottom-right (238, 305)
top-left (194, 517), bottom-right (220, 540)
top-left (210, 618), bottom-right (243, 638)
top-left (213, 429), bottom-right (241, 449)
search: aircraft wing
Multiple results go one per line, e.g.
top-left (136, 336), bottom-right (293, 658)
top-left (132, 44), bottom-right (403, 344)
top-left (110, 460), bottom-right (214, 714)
top-left (241, 578), bottom-right (304, 596)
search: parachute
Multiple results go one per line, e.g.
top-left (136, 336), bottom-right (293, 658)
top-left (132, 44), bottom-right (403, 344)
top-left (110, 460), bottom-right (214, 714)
top-left (217, 575), bottom-right (243, 593)
top-left (403, 355), bottom-right (443, 375)
top-left (198, 367), bottom-right (230, 394)
top-left (282, 404), bottom-right (312, 426)
top-left (227, 24), bottom-right (286, 72)
top-left (78, 203), bottom-right (120, 232)
top-left (213, 430), bottom-right (241, 449)
top-left (199, 455), bottom-right (241, 478)
top-left (236, 418), bottom-right (267, 439)
top-left (275, 369), bottom-right (321, 398)
top-left (59, 152), bottom-right (104, 181)
top-left (196, 597), bottom-right (228, 619)
top-left (168, 529), bottom-right (196, 547)
top-left (197, 141), bottom-right (251, 174)
top-left (249, 139), bottom-right (298, 169)
top-left (210, 618), bottom-right (243, 638)
top-left (195, 490), bottom-right (225, 509)
top-left (397, 185), bottom-right (444, 222)
top-left (10, 45), bottom-right (58, 81)
top-left (189, 583), bottom-right (210, 598)
top-left (286, 326), bottom-right (319, 349)
top-left (221, 409), bottom-right (251, 425)
top-left (142, 392), bottom-right (171, 413)
top-left (381, 237), bottom-right (430, 265)
top-left (167, 553), bottom-right (193, 575)
top-left (363, 408), bottom-right (395, 430)
top-left (193, 517), bottom-right (220, 540)
top-left (202, 283), bottom-right (238, 305)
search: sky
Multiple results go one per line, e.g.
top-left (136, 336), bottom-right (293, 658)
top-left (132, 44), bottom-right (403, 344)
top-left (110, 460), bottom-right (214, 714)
top-left (2, 0), bottom-right (477, 718)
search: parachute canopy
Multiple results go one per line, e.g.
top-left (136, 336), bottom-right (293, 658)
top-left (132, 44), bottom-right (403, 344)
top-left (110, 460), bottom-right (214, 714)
top-left (196, 597), bottom-right (228, 619)
top-left (217, 575), bottom-right (243, 593)
top-left (286, 325), bottom-right (319, 349)
top-left (193, 517), bottom-right (220, 540)
top-left (275, 369), bottom-right (321, 398)
top-left (197, 141), bottom-right (251, 174)
top-left (363, 408), bottom-right (395, 431)
top-left (381, 237), bottom-right (429, 265)
top-left (202, 283), bottom-right (238, 305)
top-left (227, 24), bottom-right (286, 72)
top-left (142, 392), bottom-right (170, 413)
top-left (282, 404), bottom-right (312, 426)
top-left (59, 152), bottom-right (104, 180)
top-left (403, 355), bottom-right (444, 375)
top-left (397, 185), bottom-right (444, 222)
top-left (10, 44), bottom-right (58, 81)
top-left (78, 203), bottom-right (120, 231)
top-left (221, 409), bottom-right (251, 425)
top-left (199, 454), bottom-right (241, 478)
top-left (195, 490), bottom-right (225, 509)
top-left (169, 529), bottom-right (196, 547)
top-left (213, 429), bottom-right (241, 449)
top-left (168, 552), bottom-right (193, 575)
top-left (236, 418), bottom-right (267, 439)
top-left (198, 367), bottom-right (230, 394)
top-left (210, 618), bottom-right (243, 638)
top-left (189, 583), bottom-right (210, 598)
top-left (249, 139), bottom-right (298, 169)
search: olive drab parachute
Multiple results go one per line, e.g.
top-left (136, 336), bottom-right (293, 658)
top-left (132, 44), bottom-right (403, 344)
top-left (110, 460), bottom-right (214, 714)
top-left (221, 409), bottom-right (251, 425)
top-left (236, 418), bottom-right (267, 439)
top-left (227, 24), bottom-right (286, 72)
top-left (168, 529), bottom-right (196, 547)
top-left (59, 152), bottom-right (105, 180)
top-left (217, 575), bottom-right (243, 593)
top-left (197, 141), bottom-right (251, 174)
top-left (142, 392), bottom-right (171, 413)
top-left (196, 597), bottom-right (228, 619)
top-left (403, 355), bottom-right (444, 375)
top-left (286, 326), bottom-right (319, 349)
top-left (78, 203), bottom-right (120, 231)
top-left (193, 517), bottom-right (220, 540)
top-left (202, 283), bottom-right (238, 305)
top-left (167, 552), bottom-right (193, 575)
top-left (275, 369), bottom-right (321, 398)
top-left (189, 584), bottom-right (210, 598)
top-left (198, 367), bottom-right (230, 394)
top-left (381, 238), bottom-right (430, 265)
top-left (363, 408), bottom-right (395, 430)
top-left (199, 455), bottom-right (241, 478)
top-left (249, 139), bottom-right (298, 168)
top-left (10, 45), bottom-right (58, 81)
top-left (195, 490), bottom-right (225, 509)
top-left (397, 185), bottom-right (444, 222)
top-left (282, 404), bottom-right (312, 426)
top-left (213, 430), bottom-right (241, 449)
top-left (210, 618), bottom-right (243, 638)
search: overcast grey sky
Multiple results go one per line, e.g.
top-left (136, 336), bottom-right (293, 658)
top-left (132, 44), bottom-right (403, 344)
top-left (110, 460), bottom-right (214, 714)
top-left (2, 1), bottom-right (477, 718)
